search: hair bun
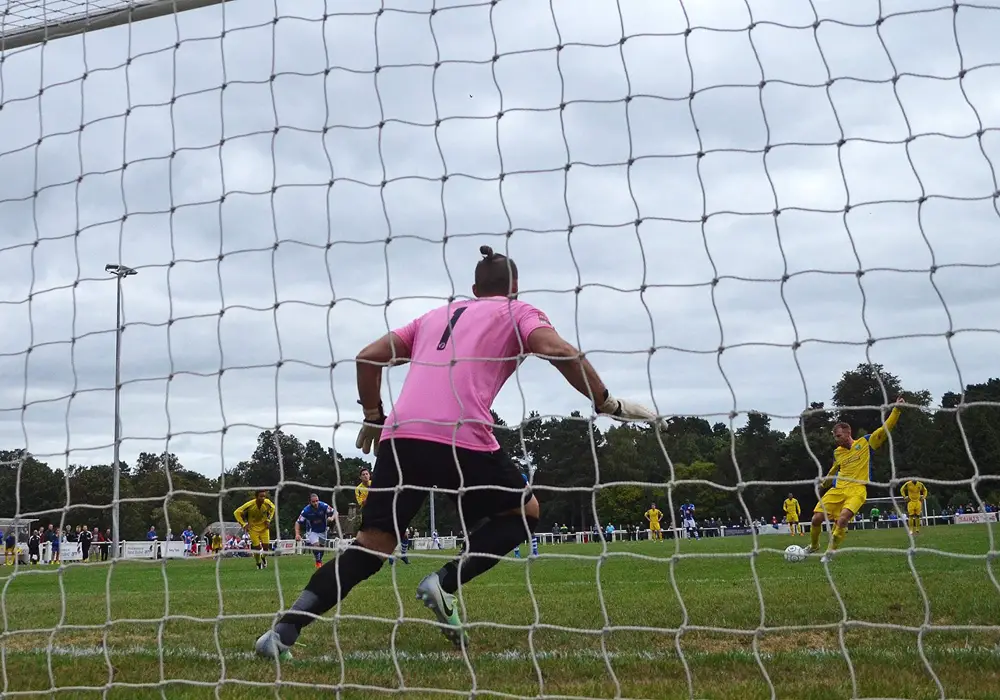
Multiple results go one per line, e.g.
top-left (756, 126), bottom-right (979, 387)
top-left (479, 245), bottom-right (495, 260)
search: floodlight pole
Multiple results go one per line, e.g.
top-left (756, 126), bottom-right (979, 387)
top-left (106, 264), bottom-right (137, 559)
top-left (430, 487), bottom-right (437, 535)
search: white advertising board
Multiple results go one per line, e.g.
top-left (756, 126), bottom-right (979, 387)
top-left (954, 512), bottom-right (998, 525)
top-left (163, 541), bottom-right (186, 558)
top-left (123, 541), bottom-right (157, 559)
top-left (60, 542), bottom-right (83, 562)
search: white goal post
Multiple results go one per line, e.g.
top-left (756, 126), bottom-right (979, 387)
top-left (1, 0), bottom-right (231, 50)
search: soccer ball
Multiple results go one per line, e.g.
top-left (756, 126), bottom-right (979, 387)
top-left (784, 544), bottom-right (807, 563)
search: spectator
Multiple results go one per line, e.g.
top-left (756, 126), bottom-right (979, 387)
top-left (49, 528), bottom-right (61, 564)
top-left (27, 530), bottom-right (40, 565)
top-left (3, 531), bottom-right (15, 566)
top-left (79, 526), bottom-right (93, 562)
top-left (94, 529), bottom-right (106, 561)
top-left (146, 526), bottom-right (157, 541)
top-left (103, 529), bottom-right (113, 560)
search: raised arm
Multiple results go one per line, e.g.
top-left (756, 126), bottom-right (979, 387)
top-left (525, 327), bottom-right (608, 403)
top-left (525, 327), bottom-right (662, 425)
top-left (868, 398), bottom-right (905, 450)
top-left (356, 331), bottom-right (413, 414)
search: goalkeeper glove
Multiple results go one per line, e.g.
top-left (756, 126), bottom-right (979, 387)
top-left (596, 390), bottom-right (663, 428)
top-left (355, 402), bottom-right (386, 456)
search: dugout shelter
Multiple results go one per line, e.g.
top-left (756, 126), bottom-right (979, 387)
top-left (204, 521), bottom-right (243, 539)
top-left (0, 518), bottom-right (37, 542)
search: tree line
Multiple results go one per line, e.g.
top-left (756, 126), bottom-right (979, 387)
top-left (0, 363), bottom-right (997, 539)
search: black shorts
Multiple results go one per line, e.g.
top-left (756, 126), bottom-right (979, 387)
top-left (361, 438), bottom-right (530, 536)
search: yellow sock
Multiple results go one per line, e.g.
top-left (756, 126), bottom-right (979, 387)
top-left (810, 524), bottom-right (821, 550)
top-left (831, 526), bottom-right (847, 550)
top-left (254, 553), bottom-right (261, 566)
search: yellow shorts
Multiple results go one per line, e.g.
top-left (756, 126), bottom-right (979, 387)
top-left (814, 486), bottom-right (866, 520)
top-left (649, 522), bottom-right (661, 532)
top-left (907, 501), bottom-right (922, 516)
top-left (785, 516), bottom-right (799, 524)
top-left (248, 528), bottom-right (270, 549)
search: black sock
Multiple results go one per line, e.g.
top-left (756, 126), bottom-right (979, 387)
top-left (437, 514), bottom-right (538, 594)
top-left (274, 544), bottom-right (383, 646)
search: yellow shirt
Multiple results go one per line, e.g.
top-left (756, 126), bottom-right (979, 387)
top-left (901, 480), bottom-right (927, 502)
top-left (783, 498), bottom-right (800, 517)
top-left (355, 482), bottom-right (369, 506)
top-left (234, 498), bottom-right (275, 530)
top-left (645, 508), bottom-right (663, 524)
top-left (826, 408), bottom-right (901, 486)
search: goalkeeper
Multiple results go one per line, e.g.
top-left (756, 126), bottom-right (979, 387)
top-left (255, 245), bottom-right (664, 659)
top-left (808, 397), bottom-right (904, 561)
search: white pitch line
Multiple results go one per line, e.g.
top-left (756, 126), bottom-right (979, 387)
top-left (7, 644), bottom-right (998, 666)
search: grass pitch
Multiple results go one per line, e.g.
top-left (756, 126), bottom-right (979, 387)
top-left (1, 525), bottom-right (998, 699)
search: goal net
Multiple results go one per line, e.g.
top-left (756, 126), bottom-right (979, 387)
top-left (1, 0), bottom-right (999, 698)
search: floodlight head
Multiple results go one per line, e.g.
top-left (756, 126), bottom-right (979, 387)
top-left (105, 264), bottom-right (137, 277)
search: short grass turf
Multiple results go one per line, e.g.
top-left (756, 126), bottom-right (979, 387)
top-left (0, 524), bottom-right (998, 699)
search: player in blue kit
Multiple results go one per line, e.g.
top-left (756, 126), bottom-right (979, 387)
top-left (680, 503), bottom-right (699, 540)
top-left (295, 494), bottom-right (336, 568)
top-left (512, 472), bottom-right (539, 558)
top-left (181, 527), bottom-right (196, 556)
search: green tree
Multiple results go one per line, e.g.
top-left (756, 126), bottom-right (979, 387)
top-left (729, 411), bottom-right (785, 519)
top-left (151, 499), bottom-right (207, 538)
top-left (529, 412), bottom-right (603, 529)
top-left (801, 401), bottom-right (834, 435)
top-left (490, 409), bottom-right (530, 470)
top-left (831, 363), bottom-right (905, 433)
top-left (0, 450), bottom-right (65, 523)
top-left (936, 379), bottom-right (1000, 502)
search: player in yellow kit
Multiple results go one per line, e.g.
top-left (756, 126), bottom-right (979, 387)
top-left (808, 397), bottom-right (905, 561)
top-left (644, 503), bottom-right (664, 540)
top-left (783, 493), bottom-right (802, 536)
top-left (234, 490), bottom-right (276, 570)
top-left (900, 479), bottom-right (928, 535)
top-left (355, 468), bottom-right (371, 508)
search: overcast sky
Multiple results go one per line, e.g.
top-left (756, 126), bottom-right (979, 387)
top-left (0, 0), bottom-right (998, 478)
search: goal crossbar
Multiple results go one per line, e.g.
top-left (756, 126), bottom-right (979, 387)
top-left (1, 0), bottom-right (230, 51)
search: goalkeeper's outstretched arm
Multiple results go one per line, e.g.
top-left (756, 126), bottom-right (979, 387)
top-left (526, 327), bottom-right (662, 425)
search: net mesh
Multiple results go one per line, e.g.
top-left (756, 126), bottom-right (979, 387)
top-left (1, 0), bottom-right (999, 698)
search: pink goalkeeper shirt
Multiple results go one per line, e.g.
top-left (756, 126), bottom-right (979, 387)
top-left (381, 298), bottom-right (554, 452)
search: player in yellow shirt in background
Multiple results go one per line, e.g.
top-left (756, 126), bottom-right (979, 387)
top-left (808, 397), bottom-right (905, 561)
top-left (900, 478), bottom-right (928, 535)
top-left (355, 468), bottom-right (371, 508)
top-left (644, 503), bottom-right (664, 540)
top-left (783, 493), bottom-right (802, 536)
top-left (234, 490), bottom-right (276, 570)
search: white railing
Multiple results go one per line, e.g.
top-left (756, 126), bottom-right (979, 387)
top-left (5, 513), bottom-right (992, 564)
